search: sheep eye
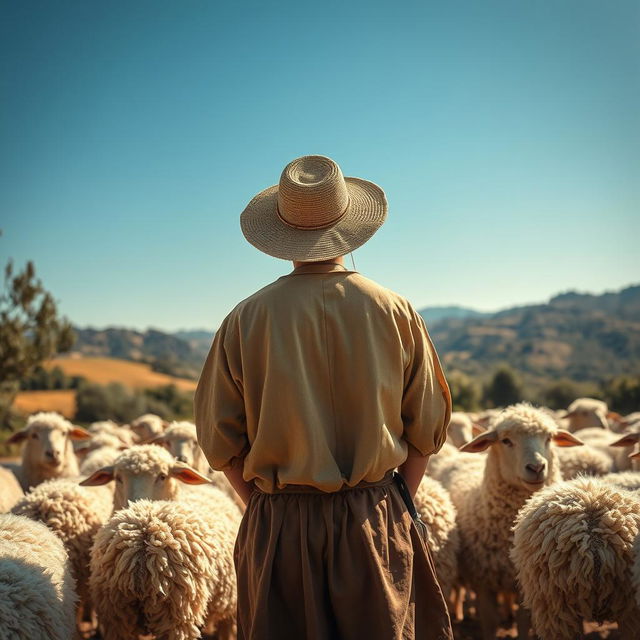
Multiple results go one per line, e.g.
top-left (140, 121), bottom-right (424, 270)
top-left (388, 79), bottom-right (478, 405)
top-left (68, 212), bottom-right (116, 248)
top-left (115, 476), bottom-right (122, 484)
top-left (30, 433), bottom-right (38, 439)
top-left (157, 473), bottom-right (167, 482)
top-left (501, 438), bottom-right (513, 447)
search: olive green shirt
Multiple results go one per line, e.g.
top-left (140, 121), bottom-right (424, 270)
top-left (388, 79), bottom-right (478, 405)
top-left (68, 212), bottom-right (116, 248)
top-left (194, 263), bottom-right (451, 493)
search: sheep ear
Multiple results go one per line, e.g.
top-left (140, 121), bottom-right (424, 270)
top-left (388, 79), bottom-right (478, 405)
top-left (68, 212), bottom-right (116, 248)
top-left (79, 466), bottom-right (115, 486)
top-left (471, 422), bottom-right (485, 436)
top-left (6, 429), bottom-right (29, 445)
top-left (161, 420), bottom-right (171, 430)
top-left (610, 432), bottom-right (640, 448)
top-left (147, 434), bottom-right (167, 446)
top-left (170, 463), bottom-right (211, 485)
top-left (607, 411), bottom-right (623, 422)
top-left (630, 451), bottom-right (640, 460)
top-left (553, 430), bottom-right (584, 447)
top-left (69, 427), bottom-right (92, 440)
top-left (459, 430), bottom-right (498, 453)
top-left (559, 410), bottom-right (576, 419)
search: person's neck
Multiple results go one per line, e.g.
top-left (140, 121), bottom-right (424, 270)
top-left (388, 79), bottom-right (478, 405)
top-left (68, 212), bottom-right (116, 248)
top-left (292, 256), bottom-right (345, 269)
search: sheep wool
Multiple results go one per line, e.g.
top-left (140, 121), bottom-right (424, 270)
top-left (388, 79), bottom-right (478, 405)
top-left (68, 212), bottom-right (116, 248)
top-left (414, 476), bottom-right (459, 598)
top-left (511, 477), bottom-right (640, 639)
top-left (0, 466), bottom-right (23, 513)
top-left (90, 492), bottom-right (240, 640)
top-left (0, 513), bottom-right (77, 640)
top-left (11, 479), bottom-right (113, 616)
top-left (556, 444), bottom-right (612, 479)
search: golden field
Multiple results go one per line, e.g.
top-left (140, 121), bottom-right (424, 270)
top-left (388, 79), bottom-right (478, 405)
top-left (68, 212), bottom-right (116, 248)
top-left (12, 357), bottom-right (197, 418)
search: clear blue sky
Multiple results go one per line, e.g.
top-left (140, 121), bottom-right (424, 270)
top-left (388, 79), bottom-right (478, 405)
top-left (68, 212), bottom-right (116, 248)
top-left (2, 0), bottom-right (639, 332)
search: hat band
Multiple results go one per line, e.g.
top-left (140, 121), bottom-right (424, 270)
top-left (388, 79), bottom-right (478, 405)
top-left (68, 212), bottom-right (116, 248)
top-left (276, 198), bottom-right (351, 231)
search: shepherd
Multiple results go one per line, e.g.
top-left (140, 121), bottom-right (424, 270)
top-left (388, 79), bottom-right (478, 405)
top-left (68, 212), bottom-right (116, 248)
top-left (195, 155), bottom-right (453, 640)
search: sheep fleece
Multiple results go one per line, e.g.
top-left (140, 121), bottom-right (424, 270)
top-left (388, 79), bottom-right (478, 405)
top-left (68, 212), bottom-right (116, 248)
top-left (90, 495), bottom-right (239, 640)
top-left (511, 478), bottom-right (640, 639)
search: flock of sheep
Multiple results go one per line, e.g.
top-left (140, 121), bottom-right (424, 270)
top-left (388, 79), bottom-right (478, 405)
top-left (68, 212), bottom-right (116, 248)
top-left (0, 398), bottom-right (639, 640)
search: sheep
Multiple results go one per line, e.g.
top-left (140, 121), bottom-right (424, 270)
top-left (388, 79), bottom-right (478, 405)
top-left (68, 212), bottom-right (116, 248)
top-left (555, 443), bottom-right (613, 479)
top-left (129, 413), bottom-right (167, 443)
top-left (90, 495), bottom-right (239, 640)
top-left (414, 475), bottom-right (459, 599)
top-left (77, 432), bottom-right (128, 477)
top-left (0, 466), bottom-right (23, 513)
top-left (453, 403), bottom-right (584, 640)
top-left (149, 421), bottom-right (242, 507)
top-left (601, 471), bottom-right (640, 492)
top-left (150, 420), bottom-right (211, 473)
top-left (88, 420), bottom-right (136, 447)
top-left (446, 412), bottom-right (479, 448)
top-left (511, 477), bottom-right (640, 639)
top-left (11, 478), bottom-right (113, 630)
top-left (561, 397), bottom-right (610, 431)
top-left (610, 429), bottom-right (640, 472)
top-left (6, 412), bottom-right (91, 490)
top-left (0, 513), bottom-right (77, 640)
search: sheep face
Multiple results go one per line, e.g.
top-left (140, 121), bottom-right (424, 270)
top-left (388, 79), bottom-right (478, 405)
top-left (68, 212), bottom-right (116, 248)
top-left (563, 398), bottom-right (609, 431)
top-left (461, 405), bottom-right (583, 492)
top-left (611, 431), bottom-right (640, 472)
top-left (80, 445), bottom-right (210, 511)
top-left (129, 414), bottom-right (167, 443)
top-left (8, 417), bottom-right (91, 470)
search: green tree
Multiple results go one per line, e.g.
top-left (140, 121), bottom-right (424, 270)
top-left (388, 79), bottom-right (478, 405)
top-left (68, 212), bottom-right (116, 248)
top-left (447, 370), bottom-right (481, 412)
top-left (484, 366), bottom-right (523, 408)
top-left (601, 375), bottom-right (640, 414)
top-left (0, 260), bottom-right (75, 430)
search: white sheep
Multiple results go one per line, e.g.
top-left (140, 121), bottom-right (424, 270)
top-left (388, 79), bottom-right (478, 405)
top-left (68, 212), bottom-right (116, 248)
top-left (555, 442), bottom-right (612, 479)
top-left (446, 412), bottom-right (479, 448)
top-left (129, 413), bottom-right (167, 443)
top-left (11, 479), bottom-right (113, 631)
top-left (90, 495), bottom-right (239, 640)
top-left (0, 466), bottom-right (23, 513)
top-left (88, 420), bottom-right (136, 447)
top-left (511, 477), bottom-right (640, 639)
top-left (601, 471), bottom-right (640, 492)
top-left (150, 421), bottom-right (242, 508)
top-left (77, 432), bottom-right (128, 477)
top-left (6, 412), bottom-right (91, 490)
top-left (0, 513), bottom-right (77, 640)
top-left (610, 429), bottom-right (640, 472)
top-left (561, 397), bottom-right (610, 431)
top-left (453, 403), bottom-right (583, 639)
top-left (414, 475), bottom-right (459, 600)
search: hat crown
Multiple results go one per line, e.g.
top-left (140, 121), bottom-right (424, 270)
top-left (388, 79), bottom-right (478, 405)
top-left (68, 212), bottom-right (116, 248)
top-left (277, 156), bottom-right (350, 230)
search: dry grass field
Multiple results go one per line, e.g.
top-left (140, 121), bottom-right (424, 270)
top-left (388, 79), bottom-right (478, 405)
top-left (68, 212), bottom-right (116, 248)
top-left (11, 357), bottom-right (197, 420)
top-left (45, 356), bottom-right (198, 391)
top-left (12, 389), bottom-right (77, 418)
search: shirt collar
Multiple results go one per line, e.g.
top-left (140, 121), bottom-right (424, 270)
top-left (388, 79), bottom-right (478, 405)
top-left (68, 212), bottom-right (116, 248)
top-left (289, 263), bottom-right (351, 276)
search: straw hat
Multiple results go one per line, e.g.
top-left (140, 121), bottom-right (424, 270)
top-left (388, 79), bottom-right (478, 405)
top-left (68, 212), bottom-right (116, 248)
top-left (240, 155), bottom-right (387, 261)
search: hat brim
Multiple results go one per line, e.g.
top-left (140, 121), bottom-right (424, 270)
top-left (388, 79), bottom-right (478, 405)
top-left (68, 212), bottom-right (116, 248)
top-left (240, 177), bottom-right (387, 261)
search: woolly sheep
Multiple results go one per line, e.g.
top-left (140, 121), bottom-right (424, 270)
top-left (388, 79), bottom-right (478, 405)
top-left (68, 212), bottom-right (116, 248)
top-left (555, 443), bottom-right (612, 479)
top-left (511, 477), bottom-right (640, 639)
top-left (77, 432), bottom-right (128, 477)
top-left (414, 475), bottom-right (459, 599)
top-left (610, 429), bottom-right (640, 472)
top-left (0, 513), bottom-right (77, 640)
top-left (90, 494), bottom-right (239, 640)
top-left (6, 412), bottom-right (91, 490)
top-left (80, 444), bottom-right (216, 512)
top-left (561, 397), bottom-right (610, 431)
top-left (149, 421), bottom-right (242, 506)
top-left (87, 420), bottom-right (136, 447)
top-left (129, 413), bottom-right (167, 443)
top-left (11, 479), bottom-right (112, 629)
top-left (446, 412), bottom-right (479, 449)
top-left (0, 466), bottom-right (23, 513)
top-left (453, 403), bottom-right (583, 640)
top-left (601, 471), bottom-right (640, 492)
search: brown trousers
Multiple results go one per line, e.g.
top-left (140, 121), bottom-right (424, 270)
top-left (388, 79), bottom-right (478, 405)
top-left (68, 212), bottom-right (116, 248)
top-left (234, 475), bottom-right (453, 640)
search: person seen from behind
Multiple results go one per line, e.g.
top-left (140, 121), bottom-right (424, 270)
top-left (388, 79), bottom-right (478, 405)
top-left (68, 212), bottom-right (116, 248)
top-left (195, 155), bottom-right (453, 640)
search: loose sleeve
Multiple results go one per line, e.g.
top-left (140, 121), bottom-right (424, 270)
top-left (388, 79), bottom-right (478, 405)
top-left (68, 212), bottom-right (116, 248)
top-left (194, 313), bottom-right (249, 471)
top-left (401, 308), bottom-right (452, 456)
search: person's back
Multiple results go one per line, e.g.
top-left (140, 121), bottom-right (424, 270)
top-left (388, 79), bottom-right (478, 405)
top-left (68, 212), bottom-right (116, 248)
top-left (195, 155), bottom-right (453, 640)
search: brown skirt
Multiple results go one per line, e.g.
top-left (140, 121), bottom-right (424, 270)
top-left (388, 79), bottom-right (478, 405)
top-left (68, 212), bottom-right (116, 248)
top-left (234, 475), bottom-right (453, 640)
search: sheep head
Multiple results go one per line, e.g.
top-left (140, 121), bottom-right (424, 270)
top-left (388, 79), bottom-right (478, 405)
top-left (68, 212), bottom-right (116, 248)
top-left (80, 444), bottom-right (211, 511)
top-left (460, 403), bottom-right (583, 492)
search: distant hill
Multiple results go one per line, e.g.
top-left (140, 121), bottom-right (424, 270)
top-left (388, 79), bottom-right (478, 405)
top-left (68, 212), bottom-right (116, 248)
top-left (418, 306), bottom-right (491, 326)
top-left (429, 284), bottom-right (640, 384)
top-left (71, 327), bottom-right (208, 379)
top-left (69, 284), bottom-right (640, 387)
